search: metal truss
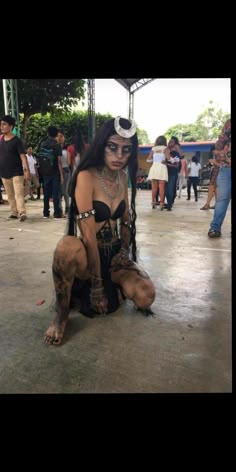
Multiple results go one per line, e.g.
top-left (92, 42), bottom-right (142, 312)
top-left (129, 93), bottom-right (134, 120)
top-left (129, 79), bottom-right (155, 93)
top-left (1, 78), bottom-right (156, 140)
top-left (87, 79), bottom-right (95, 143)
top-left (115, 79), bottom-right (156, 119)
top-left (2, 79), bottom-right (20, 135)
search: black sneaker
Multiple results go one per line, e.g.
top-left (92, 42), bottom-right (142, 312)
top-left (208, 229), bottom-right (221, 238)
top-left (7, 215), bottom-right (18, 220)
top-left (19, 213), bottom-right (27, 222)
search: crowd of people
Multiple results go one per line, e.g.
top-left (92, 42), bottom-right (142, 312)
top-left (145, 135), bottom-right (201, 210)
top-left (0, 117), bottom-right (86, 221)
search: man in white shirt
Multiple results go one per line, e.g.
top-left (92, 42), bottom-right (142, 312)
top-left (24, 145), bottom-right (39, 200)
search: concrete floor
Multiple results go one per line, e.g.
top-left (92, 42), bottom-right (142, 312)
top-left (0, 190), bottom-right (231, 393)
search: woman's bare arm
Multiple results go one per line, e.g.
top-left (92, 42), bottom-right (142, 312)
top-left (75, 170), bottom-right (108, 313)
top-left (75, 170), bottom-right (101, 280)
top-left (146, 150), bottom-right (153, 162)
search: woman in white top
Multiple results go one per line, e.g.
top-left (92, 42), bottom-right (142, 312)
top-left (186, 155), bottom-right (201, 201)
top-left (146, 135), bottom-right (170, 209)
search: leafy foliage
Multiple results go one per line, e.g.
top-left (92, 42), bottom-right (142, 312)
top-left (21, 110), bottom-right (149, 151)
top-left (17, 79), bottom-right (86, 116)
top-left (165, 102), bottom-right (230, 142)
top-left (20, 111), bottom-right (113, 151)
top-left (0, 79), bottom-right (86, 140)
top-left (137, 128), bottom-right (149, 144)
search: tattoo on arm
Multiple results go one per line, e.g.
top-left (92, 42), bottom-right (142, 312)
top-left (120, 220), bottom-right (131, 250)
top-left (78, 218), bottom-right (101, 280)
top-left (90, 273), bottom-right (103, 289)
top-left (110, 250), bottom-right (149, 278)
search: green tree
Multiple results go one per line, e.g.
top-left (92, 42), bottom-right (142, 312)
top-left (137, 128), bottom-right (149, 144)
top-left (165, 123), bottom-right (208, 142)
top-left (165, 102), bottom-right (230, 142)
top-left (0, 79), bottom-right (86, 140)
top-left (22, 111), bottom-right (114, 151)
top-left (195, 101), bottom-right (230, 139)
top-left (22, 110), bottom-right (151, 152)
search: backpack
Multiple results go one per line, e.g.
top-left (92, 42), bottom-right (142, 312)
top-left (36, 143), bottom-right (55, 176)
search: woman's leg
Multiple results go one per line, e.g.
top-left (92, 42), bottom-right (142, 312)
top-left (207, 184), bottom-right (215, 206)
top-left (159, 180), bottom-right (165, 209)
top-left (187, 178), bottom-right (191, 200)
top-left (178, 174), bottom-right (184, 197)
top-left (201, 184), bottom-right (215, 209)
top-left (44, 236), bottom-right (89, 345)
top-left (151, 180), bottom-right (158, 208)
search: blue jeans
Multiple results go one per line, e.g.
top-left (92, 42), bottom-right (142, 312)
top-left (165, 174), bottom-right (176, 208)
top-left (43, 174), bottom-right (62, 217)
top-left (61, 168), bottom-right (71, 211)
top-left (210, 167), bottom-right (231, 233)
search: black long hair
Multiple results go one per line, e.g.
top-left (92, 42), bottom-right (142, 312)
top-left (68, 117), bottom-right (138, 262)
top-left (71, 128), bottom-right (85, 156)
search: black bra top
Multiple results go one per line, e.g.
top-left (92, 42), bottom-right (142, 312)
top-left (93, 200), bottom-right (126, 223)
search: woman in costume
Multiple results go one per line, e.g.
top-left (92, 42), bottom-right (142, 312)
top-left (44, 117), bottom-right (156, 345)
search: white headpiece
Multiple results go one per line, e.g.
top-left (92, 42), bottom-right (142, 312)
top-left (114, 116), bottom-right (137, 138)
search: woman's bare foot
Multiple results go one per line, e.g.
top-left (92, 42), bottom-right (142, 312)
top-left (44, 321), bottom-right (67, 345)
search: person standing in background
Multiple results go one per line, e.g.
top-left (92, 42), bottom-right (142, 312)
top-left (67, 128), bottom-right (86, 176)
top-left (56, 130), bottom-right (71, 215)
top-left (146, 135), bottom-right (170, 210)
top-left (0, 115), bottom-right (30, 221)
top-left (186, 155), bottom-right (201, 202)
top-left (167, 136), bottom-right (183, 205)
top-left (39, 126), bottom-right (64, 219)
top-left (24, 144), bottom-right (40, 200)
top-left (208, 119), bottom-right (231, 238)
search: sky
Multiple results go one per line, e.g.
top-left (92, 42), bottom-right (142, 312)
top-left (79, 78), bottom-right (231, 143)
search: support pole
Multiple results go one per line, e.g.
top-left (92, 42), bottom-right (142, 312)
top-left (2, 79), bottom-right (20, 136)
top-left (87, 79), bottom-right (95, 144)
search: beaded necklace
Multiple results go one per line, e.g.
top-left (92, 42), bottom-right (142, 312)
top-left (97, 170), bottom-right (121, 200)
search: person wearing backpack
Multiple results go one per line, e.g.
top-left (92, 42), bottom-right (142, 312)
top-left (38, 126), bottom-right (64, 218)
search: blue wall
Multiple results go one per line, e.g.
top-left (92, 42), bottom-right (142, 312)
top-left (139, 142), bottom-right (214, 155)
